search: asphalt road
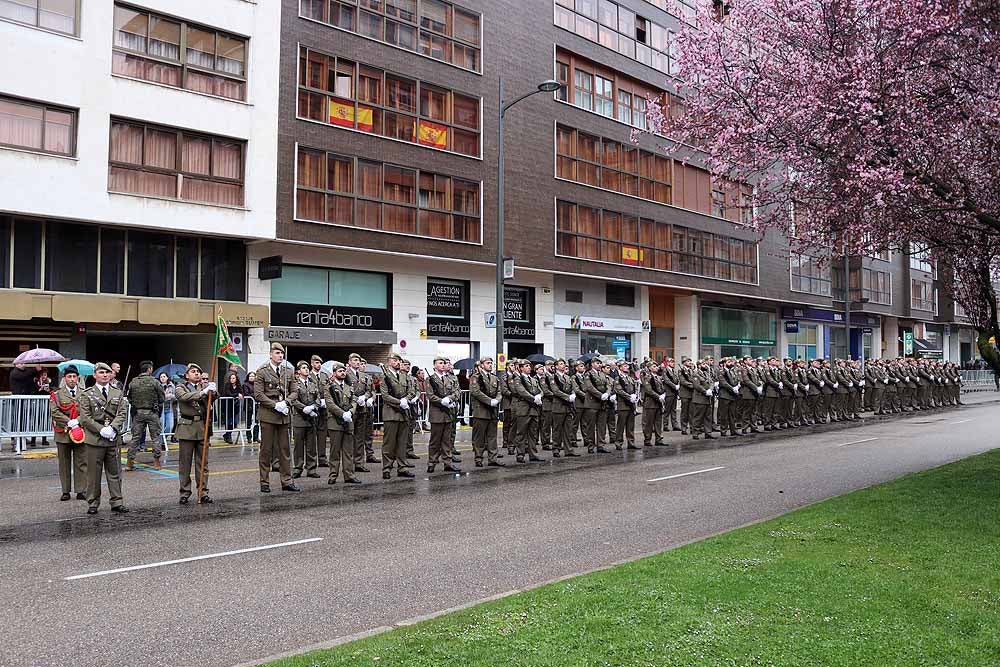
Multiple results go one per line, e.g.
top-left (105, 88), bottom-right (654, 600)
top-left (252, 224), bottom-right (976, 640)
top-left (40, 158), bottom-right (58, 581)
top-left (2, 395), bottom-right (998, 667)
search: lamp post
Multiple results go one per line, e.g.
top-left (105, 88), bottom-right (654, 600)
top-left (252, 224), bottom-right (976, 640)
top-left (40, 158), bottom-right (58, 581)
top-left (496, 78), bottom-right (561, 364)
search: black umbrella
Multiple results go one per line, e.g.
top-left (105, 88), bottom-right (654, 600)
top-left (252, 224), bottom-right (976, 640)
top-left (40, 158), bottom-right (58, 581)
top-left (577, 352), bottom-right (603, 363)
top-left (526, 353), bottom-right (555, 363)
top-left (452, 358), bottom-right (476, 371)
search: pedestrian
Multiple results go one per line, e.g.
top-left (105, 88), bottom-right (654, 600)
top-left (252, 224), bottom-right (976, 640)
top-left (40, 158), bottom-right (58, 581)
top-left (158, 372), bottom-right (177, 442)
top-left (10, 363), bottom-right (48, 449)
top-left (77, 362), bottom-right (129, 515)
top-left (126, 361), bottom-right (165, 470)
top-left (49, 365), bottom-right (87, 501)
top-left (174, 363), bottom-right (216, 504)
top-left (253, 342), bottom-right (300, 494)
top-left (220, 370), bottom-right (243, 443)
top-left (414, 367), bottom-right (430, 432)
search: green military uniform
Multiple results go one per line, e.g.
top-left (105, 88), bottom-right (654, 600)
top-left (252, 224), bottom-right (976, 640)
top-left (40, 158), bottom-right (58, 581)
top-left (379, 358), bottom-right (412, 477)
top-left (641, 367), bottom-right (665, 446)
top-left (345, 361), bottom-right (375, 467)
top-left (613, 365), bottom-right (639, 449)
top-left (739, 361), bottom-right (761, 433)
top-left (469, 363), bottom-right (502, 465)
top-left (717, 363), bottom-right (740, 436)
top-left (127, 372), bottom-right (165, 463)
top-left (77, 370), bottom-right (129, 512)
top-left (174, 373), bottom-right (213, 503)
top-left (548, 369), bottom-right (577, 456)
top-left (510, 367), bottom-right (542, 461)
top-left (310, 357), bottom-right (331, 466)
top-left (290, 366), bottom-right (322, 477)
top-left (661, 364), bottom-right (681, 431)
top-left (49, 382), bottom-right (87, 498)
top-left (325, 370), bottom-right (359, 483)
top-left (580, 365), bottom-right (611, 452)
top-left (410, 367), bottom-right (426, 459)
top-left (539, 369), bottom-right (554, 450)
top-left (253, 349), bottom-right (298, 490)
top-left (689, 367), bottom-right (715, 439)
top-left (427, 364), bottom-right (458, 470)
top-left (678, 363), bottom-right (695, 433)
top-left (500, 369), bottom-right (514, 454)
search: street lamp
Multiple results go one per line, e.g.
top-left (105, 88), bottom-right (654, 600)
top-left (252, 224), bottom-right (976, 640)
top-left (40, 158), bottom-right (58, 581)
top-left (495, 78), bottom-right (560, 364)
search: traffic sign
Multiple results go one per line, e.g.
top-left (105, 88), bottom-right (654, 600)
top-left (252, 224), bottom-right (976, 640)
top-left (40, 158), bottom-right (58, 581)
top-left (485, 311), bottom-right (497, 328)
top-left (496, 353), bottom-right (507, 371)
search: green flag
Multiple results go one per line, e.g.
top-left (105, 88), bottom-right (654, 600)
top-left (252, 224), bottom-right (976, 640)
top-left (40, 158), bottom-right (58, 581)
top-left (215, 310), bottom-right (243, 369)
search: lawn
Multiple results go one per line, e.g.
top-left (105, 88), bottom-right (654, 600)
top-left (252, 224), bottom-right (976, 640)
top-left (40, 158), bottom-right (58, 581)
top-left (271, 451), bottom-right (1000, 667)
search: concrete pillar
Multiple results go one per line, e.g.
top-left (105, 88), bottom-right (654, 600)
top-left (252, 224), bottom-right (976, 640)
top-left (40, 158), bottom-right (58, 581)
top-left (882, 316), bottom-right (899, 359)
top-left (674, 294), bottom-right (699, 360)
top-left (635, 285), bottom-right (650, 361)
top-left (246, 248), bottom-right (272, 371)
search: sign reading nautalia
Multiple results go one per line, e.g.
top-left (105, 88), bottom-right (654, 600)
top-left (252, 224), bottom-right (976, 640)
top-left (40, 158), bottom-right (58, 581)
top-left (427, 278), bottom-right (470, 339)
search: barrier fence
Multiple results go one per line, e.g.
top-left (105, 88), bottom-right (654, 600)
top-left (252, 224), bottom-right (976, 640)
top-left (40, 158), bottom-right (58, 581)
top-left (1, 375), bottom-right (991, 454)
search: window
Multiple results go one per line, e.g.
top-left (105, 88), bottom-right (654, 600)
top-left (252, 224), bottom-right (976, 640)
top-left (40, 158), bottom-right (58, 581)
top-left (0, 217), bottom-right (8, 288)
top-left (573, 69), bottom-right (593, 111)
top-left (606, 283), bottom-right (635, 307)
top-left (554, 1), bottom-right (674, 75)
top-left (112, 4), bottom-right (247, 101)
top-left (556, 200), bottom-right (757, 282)
top-left (556, 124), bottom-right (671, 205)
top-left (301, 0), bottom-right (480, 72)
top-left (200, 238), bottom-right (246, 302)
top-left (557, 49), bottom-right (668, 129)
top-left (566, 289), bottom-right (583, 303)
top-left (108, 119), bottom-right (245, 206)
top-left (296, 145), bottom-right (481, 243)
top-left (790, 253), bottom-right (831, 296)
top-left (0, 0), bottom-right (78, 35)
top-left (100, 229), bottom-right (126, 294)
top-left (44, 221), bottom-right (97, 293)
top-left (786, 323), bottom-right (818, 361)
top-left (13, 218), bottom-right (41, 289)
top-left (298, 46), bottom-right (480, 157)
top-left (271, 265), bottom-right (390, 309)
top-left (861, 268), bottom-right (891, 305)
top-left (127, 231), bottom-right (174, 297)
top-left (0, 95), bottom-right (76, 156)
top-left (910, 243), bottom-right (934, 274)
top-left (911, 279), bottom-right (935, 311)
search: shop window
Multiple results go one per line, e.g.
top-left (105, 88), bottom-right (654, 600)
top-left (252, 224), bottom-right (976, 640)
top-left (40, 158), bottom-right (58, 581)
top-left (786, 323), bottom-right (818, 360)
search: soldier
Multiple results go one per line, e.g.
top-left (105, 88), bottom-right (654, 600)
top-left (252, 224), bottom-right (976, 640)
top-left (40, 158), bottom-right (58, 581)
top-left (581, 357), bottom-right (612, 453)
top-left (174, 363), bottom-right (216, 504)
top-left (678, 358), bottom-right (695, 434)
top-left (793, 359), bottom-right (810, 426)
top-left (379, 353), bottom-right (415, 479)
top-left (885, 360), bottom-right (902, 413)
top-left (539, 359), bottom-right (554, 451)
top-left (290, 360), bottom-right (322, 479)
top-left (572, 360), bottom-right (588, 444)
top-left (324, 361), bottom-right (361, 484)
top-left (254, 342), bottom-right (300, 494)
top-left (917, 359), bottom-right (934, 409)
top-left (346, 353), bottom-right (378, 470)
top-left (402, 359), bottom-right (421, 464)
top-left (641, 360), bottom-right (665, 446)
top-left (760, 358), bottom-right (781, 430)
top-left (548, 358), bottom-right (579, 457)
top-left (850, 360), bottom-right (864, 418)
top-left (830, 359), bottom-right (849, 421)
top-left (49, 364), bottom-right (87, 501)
top-left (110, 362), bottom-right (123, 390)
top-left (778, 358), bottom-right (795, 428)
top-left (443, 358), bottom-right (462, 461)
top-left (500, 362), bottom-right (515, 455)
top-left (817, 359), bottom-right (834, 421)
top-left (603, 361), bottom-right (618, 445)
top-left (689, 360), bottom-right (716, 440)
top-left (310, 355), bottom-right (330, 467)
top-left (469, 356), bottom-right (504, 467)
top-left (661, 358), bottom-right (681, 431)
top-left (738, 357), bottom-right (761, 433)
top-left (866, 358), bottom-right (886, 415)
top-left (126, 360), bottom-right (165, 471)
top-left (427, 356), bottom-right (460, 473)
top-left (613, 360), bottom-right (639, 450)
top-left (78, 362), bottom-right (129, 514)
top-left (717, 357), bottom-right (741, 436)
top-left (510, 359), bottom-right (543, 462)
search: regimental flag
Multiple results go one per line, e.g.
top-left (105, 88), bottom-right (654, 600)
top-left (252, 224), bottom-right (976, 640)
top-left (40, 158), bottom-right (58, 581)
top-left (418, 120), bottom-right (448, 149)
top-left (329, 99), bottom-right (374, 132)
top-left (622, 245), bottom-right (643, 266)
top-left (215, 310), bottom-right (243, 369)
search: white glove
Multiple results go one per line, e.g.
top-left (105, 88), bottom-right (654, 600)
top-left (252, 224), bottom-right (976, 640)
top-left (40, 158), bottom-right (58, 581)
top-left (67, 418), bottom-right (79, 428)
top-left (714, 381), bottom-right (719, 389)
top-left (490, 398), bottom-right (500, 407)
top-left (320, 398), bottom-right (326, 409)
top-left (400, 398), bottom-right (410, 410)
top-left (99, 426), bottom-right (116, 440)
top-left (905, 376), bottom-right (910, 382)
top-left (568, 394), bottom-right (576, 402)
top-left (600, 392), bottom-right (609, 401)
top-left (757, 385), bottom-right (764, 394)
top-left (609, 394), bottom-right (617, 403)
top-left (792, 383), bottom-right (798, 391)
top-left (803, 383), bottom-right (809, 390)
top-left (630, 393), bottom-right (638, 404)
top-left (944, 379), bottom-right (950, 384)
top-left (658, 393), bottom-right (666, 402)
top-left (833, 382), bottom-right (839, 389)
top-left (778, 381), bottom-right (784, 390)
top-left (859, 380), bottom-right (865, 387)
top-left (365, 396), bottom-right (374, 407)
top-left (303, 405), bottom-right (316, 416)
top-left (734, 384), bottom-right (741, 392)
top-left (704, 389), bottom-right (713, 397)
top-left (533, 394), bottom-right (543, 406)
top-left (274, 400), bottom-right (288, 414)
top-left (441, 396), bottom-right (452, 408)
top-left (205, 382), bottom-right (217, 393)
top-left (848, 382), bottom-right (854, 388)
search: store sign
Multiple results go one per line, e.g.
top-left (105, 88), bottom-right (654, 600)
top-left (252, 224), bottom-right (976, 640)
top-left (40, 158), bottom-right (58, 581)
top-left (701, 336), bottom-right (777, 346)
top-left (781, 307), bottom-right (879, 327)
top-left (555, 315), bottom-right (645, 332)
top-left (427, 278), bottom-right (470, 339)
top-left (784, 321), bottom-right (800, 334)
top-left (903, 330), bottom-right (914, 355)
top-left (503, 285), bottom-right (535, 340)
top-left (271, 302), bottom-right (392, 330)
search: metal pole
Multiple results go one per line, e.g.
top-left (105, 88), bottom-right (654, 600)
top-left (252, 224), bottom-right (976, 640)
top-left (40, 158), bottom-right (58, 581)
top-left (844, 252), bottom-right (851, 360)
top-left (496, 77), bottom-right (505, 363)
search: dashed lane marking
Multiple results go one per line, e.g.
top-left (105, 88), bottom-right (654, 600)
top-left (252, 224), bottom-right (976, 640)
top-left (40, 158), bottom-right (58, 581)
top-left (836, 437), bottom-right (879, 447)
top-left (647, 466), bottom-right (725, 483)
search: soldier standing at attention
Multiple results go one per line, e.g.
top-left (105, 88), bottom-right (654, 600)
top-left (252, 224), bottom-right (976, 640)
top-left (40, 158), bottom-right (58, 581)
top-left (469, 356), bottom-right (504, 467)
top-left (548, 359), bottom-right (579, 458)
top-left (738, 357), bottom-right (760, 433)
top-left (78, 362), bottom-right (129, 514)
top-left (254, 343), bottom-right (300, 494)
top-left (572, 360), bottom-right (588, 444)
top-left (717, 357), bottom-right (741, 436)
top-left (689, 361), bottom-right (716, 440)
top-left (613, 360), bottom-right (640, 450)
top-left (174, 363), bottom-right (216, 504)
top-left (310, 355), bottom-right (330, 467)
top-left (539, 359), bottom-right (554, 451)
top-left (402, 359), bottom-right (420, 465)
top-left (678, 358), bottom-right (695, 434)
top-left (581, 357), bottom-right (612, 453)
top-left (443, 358), bottom-right (462, 462)
top-left (379, 353), bottom-right (415, 479)
top-left (641, 360), bottom-right (665, 446)
top-left (290, 360), bottom-right (322, 479)
top-left (500, 362), bottom-right (515, 455)
top-left (324, 361), bottom-right (361, 484)
top-left (49, 364), bottom-right (87, 501)
top-left (346, 354), bottom-right (378, 469)
top-left (427, 356), bottom-right (460, 473)
top-left (511, 360), bottom-right (543, 463)
top-left (126, 360), bottom-right (165, 471)
top-left (661, 358), bottom-right (681, 432)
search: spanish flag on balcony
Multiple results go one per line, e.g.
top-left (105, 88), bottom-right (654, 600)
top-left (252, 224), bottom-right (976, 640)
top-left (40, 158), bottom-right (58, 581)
top-left (329, 99), bottom-right (374, 132)
top-left (622, 245), bottom-right (643, 266)
top-left (418, 120), bottom-right (449, 149)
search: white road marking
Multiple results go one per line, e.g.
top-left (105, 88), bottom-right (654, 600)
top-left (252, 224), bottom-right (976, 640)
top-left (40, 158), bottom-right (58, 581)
top-left (65, 538), bottom-right (323, 581)
top-left (836, 437), bottom-right (879, 447)
top-left (647, 466), bottom-right (725, 483)
top-left (950, 419), bottom-right (973, 425)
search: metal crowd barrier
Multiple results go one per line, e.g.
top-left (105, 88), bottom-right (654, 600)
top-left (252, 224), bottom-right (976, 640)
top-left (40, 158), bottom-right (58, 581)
top-left (959, 370), bottom-right (997, 392)
top-left (367, 390), bottom-right (475, 430)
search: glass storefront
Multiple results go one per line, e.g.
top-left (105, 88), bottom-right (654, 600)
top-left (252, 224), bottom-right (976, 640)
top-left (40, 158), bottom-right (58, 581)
top-left (700, 306), bottom-right (777, 359)
top-left (786, 324), bottom-right (818, 360)
top-left (580, 332), bottom-right (633, 359)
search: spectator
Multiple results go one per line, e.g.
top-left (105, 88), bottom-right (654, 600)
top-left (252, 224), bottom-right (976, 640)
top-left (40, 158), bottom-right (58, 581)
top-left (158, 372), bottom-right (176, 442)
top-left (9, 363), bottom-right (37, 395)
top-left (241, 371), bottom-right (259, 443)
top-left (34, 368), bottom-right (52, 447)
top-left (458, 368), bottom-right (470, 391)
top-left (220, 371), bottom-right (243, 443)
top-left (110, 362), bottom-right (122, 389)
top-left (414, 367), bottom-right (430, 432)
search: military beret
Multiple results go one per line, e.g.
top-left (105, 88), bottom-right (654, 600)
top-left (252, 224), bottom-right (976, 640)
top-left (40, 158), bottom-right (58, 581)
top-left (270, 342), bottom-right (285, 353)
top-left (296, 360), bottom-right (310, 370)
top-left (63, 365), bottom-right (79, 376)
top-left (479, 355), bottom-right (493, 363)
top-left (389, 353), bottom-right (403, 361)
top-left (348, 352), bottom-right (362, 361)
top-left (401, 359), bottom-right (412, 365)
top-left (185, 363), bottom-right (203, 374)
top-left (310, 354), bottom-right (323, 363)
top-left (434, 356), bottom-right (447, 364)
top-left (329, 361), bottom-right (345, 371)
top-left (95, 362), bottom-right (113, 373)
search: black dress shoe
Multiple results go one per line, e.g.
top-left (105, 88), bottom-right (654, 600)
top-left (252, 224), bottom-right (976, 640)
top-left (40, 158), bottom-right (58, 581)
top-left (260, 484), bottom-right (271, 493)
top-left (615, 445), bottom-right (623, 451)
top-left (488, 460), bottom-right (506, 467)
top-left (76, 492), bottom-right (86, 500)
top-left (60, 493), bottom-right (71, 501)
top-left (565, 452), bottom-right (581, 457)
top-left (407, 454), bottom-right (421, 459)
top-left (179, 497), bottom-right (189, 505)
top-left (397, 470), bottom-right (415, 478)
top-left (516, 455), bottom-right (525, 463)
top-left (401, 461), bottom-right (415, 468)
top-left (596, 447), bottom-right (611, 453)
top-left (452, 455), bottom-right (462, 463)
top-left (200, 496), bottom-right (212, 504)
top-left (86, 506), bottom-right (98, 515)
top-left (345, 477), bottom-right (362, 484)
top-left (111, 506), bottom-right (129, 514)
top-left (444, 465), bottom-right (460, 472)
top-left (328, 478), bottom-right (337, 484)
top-left (528, 455), bottom-right (543, 462)
top-left (317, 460), bottom-right (330, 467)
top-left (356, 466), bottom-right (371, 473)
top-left (306, 472), bottom-right (321, 478)
top-left (475, 461), bottom-right (484, 467)
top-left (366, 456), bottom-right (380, 463)
top-left (627, 445), bottom-right (641, 450)
top-left (552, 451), bottom-right (562, 458)
top-left (282, 484), bottom-right (301, 492)
top-left (692, 434), bottom-right (702, 440)
top-left (383, 471), bottom-right (391, 480)
top-left (292, 471), bottom-right (302, 479)
top-left (542, 445), bottom-right (552, 451)
top-left (496, 452), bottom-right (504, 458)
top-left (427, 464), bottom-right (436, 473)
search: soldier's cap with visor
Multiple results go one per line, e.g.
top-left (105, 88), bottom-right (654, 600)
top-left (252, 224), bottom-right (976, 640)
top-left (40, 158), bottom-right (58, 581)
top-left (434, 356), bottom-right (448, 364)
top-left (479, 355), bottom-right (493, 364)
top-left (348, 352), bottom-right (362, 361)
top-left (185, 362), bottom-right (204, 374)
top-left (95, 362), bottom-right (113, 373)
top-left (270, 342), bottom-right (285, 353)
top-left (63, 365), bottom-right (79, 376)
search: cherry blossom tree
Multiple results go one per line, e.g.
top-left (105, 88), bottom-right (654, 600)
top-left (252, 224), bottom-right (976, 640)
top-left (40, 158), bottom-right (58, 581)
top-left (646, 0), bottom-right (1000, 366)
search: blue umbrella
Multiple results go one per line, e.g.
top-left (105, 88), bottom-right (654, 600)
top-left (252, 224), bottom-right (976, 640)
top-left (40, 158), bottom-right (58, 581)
top-left (58, 359), bottom-right (96, 377)
top-left (153, 363), bottom-right (188, 381)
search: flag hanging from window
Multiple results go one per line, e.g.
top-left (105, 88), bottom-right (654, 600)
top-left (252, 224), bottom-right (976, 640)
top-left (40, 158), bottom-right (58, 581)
top-left (329, 100), bottom-right (374, 132)
top-left (622, 245), bottom-right (642, 266)
top-left (215, 310), bottom-right (243, 369)
top-left (417, 120), bottom-right (448, 149)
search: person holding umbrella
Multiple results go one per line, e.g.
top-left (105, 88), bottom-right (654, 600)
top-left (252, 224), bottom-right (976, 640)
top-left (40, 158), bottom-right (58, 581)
top-left (49, 365), bottom-right (87, 501)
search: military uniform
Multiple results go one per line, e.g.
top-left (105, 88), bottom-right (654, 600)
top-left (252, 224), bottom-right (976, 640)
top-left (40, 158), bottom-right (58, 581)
top-left (739, 362), bottom-right (761, 433)
top-left (689, 367), bottom-right (715, 439)
top-left (469, 364), bottom-right (501, 465)
top-left (405, 368), bottom-right (421, 459)
top-left (310, 357), bottom-right (331, 466)
top-left (717, 363), bottom-right (740, 436)
top-left (548, 369), bottom-right (577, 456)
top-left (613, 366), bottom-right (638, 449)
top-left (640, 367), bottom-right (665, 446)
top-left (678, 364), bottom-right (695, 433)
top-left (510, 368), bottom-right (542, 460)
top-left (427, 365), bottom-right (459, 469)
top-left (442, 367), bottom-right (461, 459)
top-left (290, 367), bottom-right (323, 477)
top-left (539, 369), bottom-right (554, 450)
top-left (49, 382), bottom-right (87, 498)
top-left (77, 370), bottom-right (129, 512)
top-left (174, 373), bottom-right (213, 503)
top-left (661, 364), bottom-right (681, 431)
top-left (325, 370), bottom-right (359, 483)
top-left (580, 365), bottom-right (611, 452)
top-left (254, 350), bottom-right (298, 490)
top-left (379, 359), bottom-right (412, 477)
top-left (345, 360), bottom-right (376, 467)
top-left (127, 372), bottom-right (165, 465)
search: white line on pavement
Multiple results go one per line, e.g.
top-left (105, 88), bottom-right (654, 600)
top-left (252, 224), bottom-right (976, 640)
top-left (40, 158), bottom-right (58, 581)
top-left (950, 419), bottom-right (973, 425)
top-left (64, 538), bottom-right (323, 581)
top-left (647, 466), bottom-right (725, 483)
top-left (836, 437), bottom-right (879, 447)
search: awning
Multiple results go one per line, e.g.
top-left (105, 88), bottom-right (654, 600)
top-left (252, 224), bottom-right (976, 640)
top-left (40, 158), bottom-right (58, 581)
top-left (914, 338), bottom-right (943, 359)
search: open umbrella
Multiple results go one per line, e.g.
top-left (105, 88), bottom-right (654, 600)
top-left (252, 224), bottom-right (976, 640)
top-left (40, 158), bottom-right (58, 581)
top-left (452, 358), bottom-right (476, 371)
top-left (577, 352), bottom-right (607, 364)
top-left (58, 359), bottom-right (95, 377)
top-left (365, 362), bottom-right (384, 375)
top-left (153, 363), bottom-right (188, 381)
top-left (526, 353), bottom-right (555, 364)
top-left (13, 348), bottom-right (65, 365)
